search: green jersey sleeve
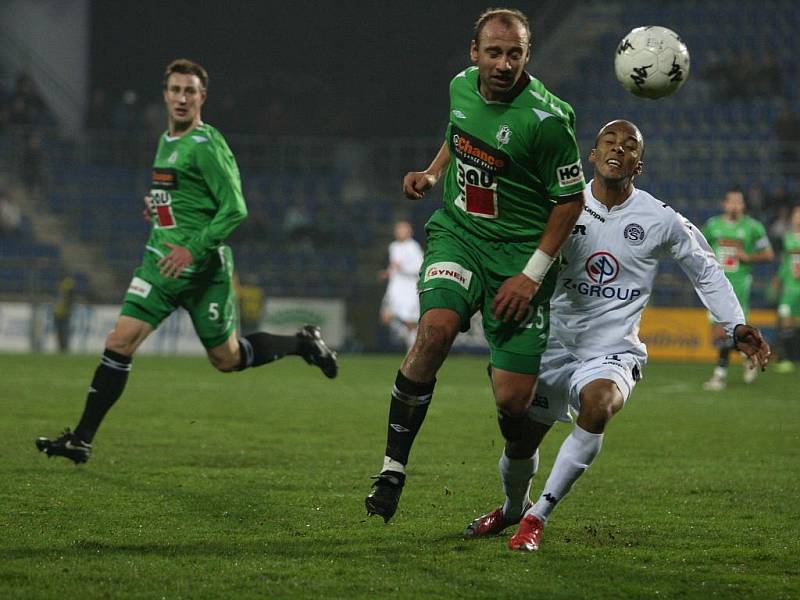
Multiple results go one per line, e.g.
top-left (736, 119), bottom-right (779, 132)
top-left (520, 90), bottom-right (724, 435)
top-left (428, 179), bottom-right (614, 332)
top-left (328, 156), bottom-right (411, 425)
top-left (530, 113), bottom-right (585, 200)
top-left (184, 137), bottom-right (248, 260)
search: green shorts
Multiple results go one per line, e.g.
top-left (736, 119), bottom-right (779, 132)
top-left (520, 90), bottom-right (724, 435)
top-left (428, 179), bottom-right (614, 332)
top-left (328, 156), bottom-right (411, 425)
top-left (120, 245), bottom-right (238, 348)
top-left (418, 210), bottom-right (556, 375)
top-left (779, 284), bottom-right (800, 319)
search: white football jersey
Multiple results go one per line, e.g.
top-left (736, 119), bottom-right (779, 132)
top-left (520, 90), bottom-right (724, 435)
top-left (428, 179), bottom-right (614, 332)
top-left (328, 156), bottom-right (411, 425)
top-left (550, 182), bottom-right (745, 361)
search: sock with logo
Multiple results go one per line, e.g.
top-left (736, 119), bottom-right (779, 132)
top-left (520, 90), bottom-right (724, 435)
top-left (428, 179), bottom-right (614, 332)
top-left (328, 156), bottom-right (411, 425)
top-left (74, 349), bottom-right (132, 443)
top-left (499, 450), bottom-right (539, 521)
top-left (237, 332), bottom-right (301, 370)
top-left (382, 370), bottom-right (436, 470)
top-left (528, 425), bottom-right (603, 521)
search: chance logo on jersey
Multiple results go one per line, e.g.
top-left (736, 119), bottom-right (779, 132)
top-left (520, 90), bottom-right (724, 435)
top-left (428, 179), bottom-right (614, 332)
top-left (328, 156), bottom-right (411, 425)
top-left (450, 126), bottom-right (509, 219)
top-left (585, 252), bottom-right (620, 284)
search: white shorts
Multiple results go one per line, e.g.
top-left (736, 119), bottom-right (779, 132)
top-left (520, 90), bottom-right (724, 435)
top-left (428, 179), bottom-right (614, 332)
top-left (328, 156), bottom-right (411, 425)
top-left (529, 338), bottom-right (643, 426)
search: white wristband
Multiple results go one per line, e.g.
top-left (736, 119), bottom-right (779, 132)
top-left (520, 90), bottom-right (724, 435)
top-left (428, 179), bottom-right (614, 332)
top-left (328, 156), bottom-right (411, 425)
top-left (522, 249), bottom-right (556, 284)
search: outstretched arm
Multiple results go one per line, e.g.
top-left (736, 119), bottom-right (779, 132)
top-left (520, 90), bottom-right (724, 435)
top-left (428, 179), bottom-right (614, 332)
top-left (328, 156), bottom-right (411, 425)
top-left (670, 213), bottom-right (770, 369)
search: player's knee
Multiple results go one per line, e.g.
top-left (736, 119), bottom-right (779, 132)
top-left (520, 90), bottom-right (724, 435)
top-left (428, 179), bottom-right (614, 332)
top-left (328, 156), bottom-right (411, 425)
top-left (579, 387), bottom-right (623, 430)
top-left (494, 390), bottom-right (533, 416)
top-left (105, 330), bottom-right (136, 357)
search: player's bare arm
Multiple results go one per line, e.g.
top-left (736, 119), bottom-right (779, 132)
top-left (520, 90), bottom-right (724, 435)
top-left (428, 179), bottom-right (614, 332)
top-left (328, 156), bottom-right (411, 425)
top-left (733, 324), bottom-right (771, 369)
top-left (493, 192), bottom-right (585, 322)
top-left (403, 142), bottom-right (450, 199)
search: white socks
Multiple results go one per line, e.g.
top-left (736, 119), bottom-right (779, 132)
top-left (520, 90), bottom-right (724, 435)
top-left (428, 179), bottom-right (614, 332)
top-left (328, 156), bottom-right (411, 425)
top-left (499, 450), bottom-right (539, 521)
top-left (529, 425), bottom-right (604, 521)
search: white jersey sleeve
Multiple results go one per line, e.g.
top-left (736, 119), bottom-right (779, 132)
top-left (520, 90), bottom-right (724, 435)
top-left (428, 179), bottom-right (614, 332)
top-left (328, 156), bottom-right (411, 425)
top-left (665, 213), bottom-right (745, 336)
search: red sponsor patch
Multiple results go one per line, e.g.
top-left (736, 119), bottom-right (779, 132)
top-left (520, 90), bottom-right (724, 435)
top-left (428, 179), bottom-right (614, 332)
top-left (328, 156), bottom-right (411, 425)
top-left (465, 184), bottom-right (496, 216)
top-left (156, 205), bottom-right (175, 227)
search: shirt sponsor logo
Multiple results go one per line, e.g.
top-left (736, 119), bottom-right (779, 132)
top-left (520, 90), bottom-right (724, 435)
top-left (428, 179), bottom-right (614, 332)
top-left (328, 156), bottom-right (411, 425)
top-left (424, 262), bottom-right (472, 290)
top-left (557, 160), bottom-right (583, 188)
top-left (127, 277), bottom-right (152, 298)
top-left (623, 223), bottom-right (646, 246)
top-left (152, 168), bottom-right (178, 190)
top-left (585, 252), bottom-right (620, 285)
top-left (450, 125), bottom-right (508, 174)
top-left (562, 278), bottom-right (642, 302)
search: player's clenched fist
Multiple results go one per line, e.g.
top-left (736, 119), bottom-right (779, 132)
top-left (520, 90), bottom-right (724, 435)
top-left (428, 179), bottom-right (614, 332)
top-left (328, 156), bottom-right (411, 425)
top-left (403, 171), bottom-right (438, 200)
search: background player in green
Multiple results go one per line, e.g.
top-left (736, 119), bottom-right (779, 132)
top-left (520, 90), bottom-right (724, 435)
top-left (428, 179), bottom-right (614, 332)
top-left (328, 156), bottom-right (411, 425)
top-left (703, 188), bottom-right (774, 390)
top-left (36, 59), bottom-right (337, 464)
top-left (773, 205), bottom-right (800, 373)
top-left (365, 8), bottom-right (586, 524)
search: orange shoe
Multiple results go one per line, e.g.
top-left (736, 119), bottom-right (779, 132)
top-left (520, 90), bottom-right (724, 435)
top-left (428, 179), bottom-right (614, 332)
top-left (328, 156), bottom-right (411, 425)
top-left (507, 513), bottom-right (544, 551)
top-left (463, 506), bottom-right (522, 538)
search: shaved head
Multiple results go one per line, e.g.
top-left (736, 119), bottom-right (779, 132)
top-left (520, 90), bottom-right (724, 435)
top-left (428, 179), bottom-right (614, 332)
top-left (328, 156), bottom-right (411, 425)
top-left (594, 120), bottom-right (645, 158)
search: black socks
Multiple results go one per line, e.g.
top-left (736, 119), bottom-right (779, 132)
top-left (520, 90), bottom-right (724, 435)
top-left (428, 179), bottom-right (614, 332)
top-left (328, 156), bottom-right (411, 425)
top-left (384, 371), bottom-right (436, 466)
top-left (74, 349), bottom-right (132, 443)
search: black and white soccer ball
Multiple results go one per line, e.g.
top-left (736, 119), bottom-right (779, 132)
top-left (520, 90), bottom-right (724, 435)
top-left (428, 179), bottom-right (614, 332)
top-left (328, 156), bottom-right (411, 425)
top-left (614, 26), bottom-right (690, 99)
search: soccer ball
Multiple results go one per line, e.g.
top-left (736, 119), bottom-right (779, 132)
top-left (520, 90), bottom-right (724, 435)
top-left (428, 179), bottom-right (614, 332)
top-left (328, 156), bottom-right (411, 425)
top-left (614, 26), bottom-right (690, 99)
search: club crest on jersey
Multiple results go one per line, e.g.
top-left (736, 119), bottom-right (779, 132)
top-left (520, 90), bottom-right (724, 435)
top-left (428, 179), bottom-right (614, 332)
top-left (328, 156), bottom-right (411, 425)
top-left (167, 150), bottom-right (179, 164)
top-left (585, 252), bottom-right (620, 285)
top-left (623, 223), bottom-right (646, 246)
top-left (495, 124), bottom-right (512, 148)
top-left (452, 109), bottom-right (467, 120)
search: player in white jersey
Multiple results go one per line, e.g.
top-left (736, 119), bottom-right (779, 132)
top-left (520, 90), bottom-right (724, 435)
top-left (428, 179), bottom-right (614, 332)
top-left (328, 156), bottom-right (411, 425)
top-left (380, 220), bottom-right (424, 349)
top-left (463, 120), bottom-right (771, 552)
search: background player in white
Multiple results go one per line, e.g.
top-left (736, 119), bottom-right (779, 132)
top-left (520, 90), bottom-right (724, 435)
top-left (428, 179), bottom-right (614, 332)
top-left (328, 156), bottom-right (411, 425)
top-left (464, 120), bottom-right (771, 552)
top-left (379, 220), bottom-right (424, 350)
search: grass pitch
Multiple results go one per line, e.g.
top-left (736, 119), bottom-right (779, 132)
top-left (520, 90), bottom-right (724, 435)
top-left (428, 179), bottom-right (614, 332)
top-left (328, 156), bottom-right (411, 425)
top-left (1, 354), bottom-right (798, 599)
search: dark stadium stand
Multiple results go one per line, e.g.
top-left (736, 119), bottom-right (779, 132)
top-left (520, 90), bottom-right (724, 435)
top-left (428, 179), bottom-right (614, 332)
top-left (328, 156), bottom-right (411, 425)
top-left (1, 0), bottom-right (797, 321)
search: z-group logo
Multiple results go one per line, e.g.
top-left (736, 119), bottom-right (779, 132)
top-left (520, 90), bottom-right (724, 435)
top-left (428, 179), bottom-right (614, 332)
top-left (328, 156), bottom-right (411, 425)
top-left (585, 252), bottom-right (620, 285)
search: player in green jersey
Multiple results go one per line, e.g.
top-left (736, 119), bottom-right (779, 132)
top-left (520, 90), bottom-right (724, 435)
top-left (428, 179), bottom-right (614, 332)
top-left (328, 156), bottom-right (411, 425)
top-left (774, 205), bottom-right (800, 373)
top-left (36, 59), bottom-right (337, 464)
top-left (365, 8), bottom-right (586, 523)
top-left (702, 188), bottom-right (774, 390)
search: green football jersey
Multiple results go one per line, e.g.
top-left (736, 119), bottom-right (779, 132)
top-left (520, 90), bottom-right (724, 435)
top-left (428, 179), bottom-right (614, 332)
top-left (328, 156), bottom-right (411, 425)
top-left (779, 231), bottom-right (800, 289)
top-left (147, 122), bottom-right (247, 270)
top-left (702, 215), bottom-right (771, 286)
top-left (439, 67), bottom-right (585, 242)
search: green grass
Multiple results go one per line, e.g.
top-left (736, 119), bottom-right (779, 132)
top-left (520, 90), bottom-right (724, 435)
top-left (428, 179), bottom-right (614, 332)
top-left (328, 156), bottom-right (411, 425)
top-left (1, 354), bottom-right (798, 599)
